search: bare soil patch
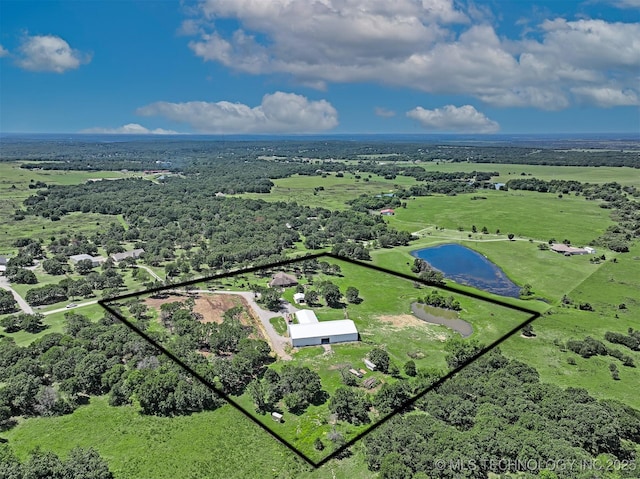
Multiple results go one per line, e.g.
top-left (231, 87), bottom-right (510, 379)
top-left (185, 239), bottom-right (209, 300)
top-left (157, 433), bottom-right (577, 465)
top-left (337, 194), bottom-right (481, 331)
top-left (193, 294), bottom-right (243, 324)
top-left (376, 314), bottom-right (427, 328)
top-left (144, 294), bottom-right (187, 311)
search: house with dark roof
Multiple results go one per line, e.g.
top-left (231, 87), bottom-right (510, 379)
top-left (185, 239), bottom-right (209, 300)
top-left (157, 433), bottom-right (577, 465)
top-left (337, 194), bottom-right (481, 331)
top-left (268, 272), bottom-right (298, 288)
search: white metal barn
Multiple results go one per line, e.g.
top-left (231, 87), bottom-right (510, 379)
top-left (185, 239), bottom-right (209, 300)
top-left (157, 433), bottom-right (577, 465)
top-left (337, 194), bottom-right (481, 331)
top-left (294, 309), bottom-right (318, 324)
top-left (289, 320), bottom-right (359, 347)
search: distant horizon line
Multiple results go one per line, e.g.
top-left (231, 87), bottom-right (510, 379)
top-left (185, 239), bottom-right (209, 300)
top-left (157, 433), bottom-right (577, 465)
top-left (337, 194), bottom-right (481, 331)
top-left (2, 131), bottom-right (639, 138)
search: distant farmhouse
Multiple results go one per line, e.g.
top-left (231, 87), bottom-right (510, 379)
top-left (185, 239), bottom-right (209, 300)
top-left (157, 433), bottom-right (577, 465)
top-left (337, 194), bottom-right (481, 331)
top-left (0, 256), bottom-right (8, 275)
top-left (380, 208), bottom-right (395, 216)
top-left (550, 244), bottom-right (594, 256)
top-left (69, 254), bottom-right (106, 267)
top-left (288, 309), bottom-right (359, 347)
top-left (269, 272), bottom-right (298, 288)
top-left (111, 248), bottom-right (145, 263)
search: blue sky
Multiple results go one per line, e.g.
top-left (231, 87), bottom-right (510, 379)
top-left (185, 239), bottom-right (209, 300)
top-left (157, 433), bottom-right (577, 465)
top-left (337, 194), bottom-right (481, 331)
top-left (1, 0), bottom-right (638, 134)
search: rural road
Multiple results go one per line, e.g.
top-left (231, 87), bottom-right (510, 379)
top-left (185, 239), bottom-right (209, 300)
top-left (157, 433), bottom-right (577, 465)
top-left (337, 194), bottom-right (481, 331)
top-left (191, 289), bottom-right (294, 360)
top-left (0, 277), bottom-right (34, 314)
top-left (42, 300), bottom-right (99, 316)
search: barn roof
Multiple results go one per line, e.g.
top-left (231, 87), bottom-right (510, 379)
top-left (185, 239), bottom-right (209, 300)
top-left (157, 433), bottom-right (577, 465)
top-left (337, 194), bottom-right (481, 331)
top-left (289, 320), bottom-right (358, 340)
top-left (295, 309), bottom-right (318, 324)
top-left (550, 243), bottom-right (586, 254)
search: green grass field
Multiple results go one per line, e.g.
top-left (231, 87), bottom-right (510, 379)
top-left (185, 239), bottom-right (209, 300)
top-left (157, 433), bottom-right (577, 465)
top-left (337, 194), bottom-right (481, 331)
top-left (238, 172), bottom-right (417, 210)
top-left (498, 242), bottom-right (640, 409)
top-left (403, 161), bottom-right (640, 186)
top-left (0, 161), bottom-right (140, 253)
top-left (386, 189), bottom-right (614, 245)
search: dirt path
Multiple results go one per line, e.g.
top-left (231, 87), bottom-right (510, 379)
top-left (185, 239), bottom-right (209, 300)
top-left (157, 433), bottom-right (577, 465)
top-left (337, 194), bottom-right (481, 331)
top-left (0, 277), bottom-right (34, 314)
top-left (410, 302), bottom-right (473, 337)
top-left (135, 264), bottom-right (163, 281)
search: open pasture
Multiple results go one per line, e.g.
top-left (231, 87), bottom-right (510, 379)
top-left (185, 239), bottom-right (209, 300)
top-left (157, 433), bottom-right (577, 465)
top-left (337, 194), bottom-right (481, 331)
top-left (238, 172), bottom-right (417, 210)
top-left (0, 162), bottom-right (138, 252)
top-left (387, 189), bottom-right (614, 245)
top-left (411, 162), bottom-right (640, 186)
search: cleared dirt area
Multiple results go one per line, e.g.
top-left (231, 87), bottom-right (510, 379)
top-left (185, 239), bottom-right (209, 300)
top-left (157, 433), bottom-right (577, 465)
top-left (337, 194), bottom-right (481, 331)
top-left (144, 294), bottom-right (188, 311)
top-left (145, 293), bottom-right (255, 329)
top-left (376, 314), bottom-right (429, 328)
top-left (193, 294), bottom-right (244, 324)
top-left (375, 314), bottom-right (450, 341)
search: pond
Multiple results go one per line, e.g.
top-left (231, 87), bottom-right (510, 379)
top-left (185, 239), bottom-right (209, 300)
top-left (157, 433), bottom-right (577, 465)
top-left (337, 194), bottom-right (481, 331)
top-left (411, 243), bottom-right (521, 298)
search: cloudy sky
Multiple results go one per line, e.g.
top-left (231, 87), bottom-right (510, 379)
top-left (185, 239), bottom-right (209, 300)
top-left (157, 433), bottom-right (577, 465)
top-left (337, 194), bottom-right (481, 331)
top-left (1, 0), bottom-right (638, 134)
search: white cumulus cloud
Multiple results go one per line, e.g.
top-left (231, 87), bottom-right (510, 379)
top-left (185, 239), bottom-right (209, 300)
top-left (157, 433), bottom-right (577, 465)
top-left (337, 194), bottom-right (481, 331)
top-left (17, 34), bottom-right (90, 73)
top-left (0, 45), bottom-right (8, 58)
top-left (571, 86), bottom-right (640, 107)
top-left (80, 124), bottom-right (179, 135)
top-left (136, 92), bottom-right (338, 134)
top-left (183, 1), bottom-right (640, 110)
top-left (406, 105), bottom-right (499, 133)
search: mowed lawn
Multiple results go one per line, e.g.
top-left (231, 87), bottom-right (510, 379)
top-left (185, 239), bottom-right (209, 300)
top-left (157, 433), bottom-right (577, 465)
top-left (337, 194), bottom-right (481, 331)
top-left (386, 189), bottom-right (614, 245)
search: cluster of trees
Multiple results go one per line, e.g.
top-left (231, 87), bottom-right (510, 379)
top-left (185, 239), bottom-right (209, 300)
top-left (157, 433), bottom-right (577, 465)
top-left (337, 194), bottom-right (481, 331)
top-left (151, 300), bottom-right (273, 398)
top-left (0, 446), bottom-right (113, 478)
top-left (605, 329), bottom-right (640, 351)
top-left (0, 290), bottom-right (18, 315)
top-left (24, 262), bottom-right (127, 306)
top-left (347, 194), bottom-right (403, 212)
top-left (0, 310), bottom-right (225, 425)
top-left (363, 347), bottom-right (640, 479)
top-left (5, 266), bottom-right (38, 284)
top-left (421, 290), bottom-right (461, 311)
top-left (565, 336), bottom-right (635, 367)
top-left (247, 365), bottom-right (324, 414)
top-left (0, 313), bottom-right (46, 334)
top-left (411, 259), bottom-right (445, 285)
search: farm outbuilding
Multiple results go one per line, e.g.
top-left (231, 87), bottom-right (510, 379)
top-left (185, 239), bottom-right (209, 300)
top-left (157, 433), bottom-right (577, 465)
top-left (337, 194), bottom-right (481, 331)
top-left (293, 292), bottom-right (305, 304)
top-left (289, 319), bottom-right (359, 347)
top-left (550, 244), bottom-right (588, 255)
top-left (111, 248), bottom-right (145, 262)
top-left (294, 309), bottom-right (318, 324)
